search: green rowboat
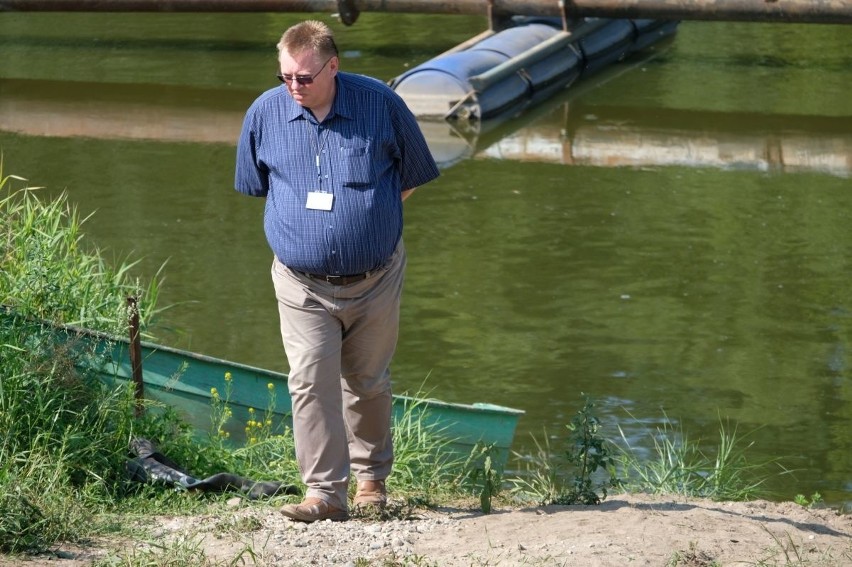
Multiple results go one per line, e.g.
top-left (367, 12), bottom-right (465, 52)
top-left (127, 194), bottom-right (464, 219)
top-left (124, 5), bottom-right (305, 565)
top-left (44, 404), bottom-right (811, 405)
top-left (17, 312), bottom-right (524, 465)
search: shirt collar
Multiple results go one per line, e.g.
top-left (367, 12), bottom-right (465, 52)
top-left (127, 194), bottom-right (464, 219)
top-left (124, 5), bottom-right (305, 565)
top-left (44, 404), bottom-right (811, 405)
top-left (330, 74), bottom-right (356, 121)
top-left (284, 73), bottom-right (356, 123)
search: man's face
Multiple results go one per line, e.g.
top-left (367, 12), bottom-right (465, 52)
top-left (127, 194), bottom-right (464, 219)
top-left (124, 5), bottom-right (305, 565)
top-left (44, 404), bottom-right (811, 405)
top-left (278, 50), bottom-right (338, 110)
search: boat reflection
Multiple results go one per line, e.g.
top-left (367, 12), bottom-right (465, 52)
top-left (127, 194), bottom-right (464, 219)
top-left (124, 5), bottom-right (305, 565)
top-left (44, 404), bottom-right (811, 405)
top-left (1, 77), bottom-right (849, 177)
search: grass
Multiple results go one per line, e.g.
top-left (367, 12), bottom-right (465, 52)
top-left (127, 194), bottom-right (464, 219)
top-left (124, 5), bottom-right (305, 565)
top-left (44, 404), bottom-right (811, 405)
top-left (0, 163), bottom-right (168, 553)
top-left (386, 395), bottom-right (466, 504)
top-left (90, 532), bottom-right (263, 567)
top-left (666, 541), bottom-right (720, 567)
top-left (614, 410), bottom-right (785, 501)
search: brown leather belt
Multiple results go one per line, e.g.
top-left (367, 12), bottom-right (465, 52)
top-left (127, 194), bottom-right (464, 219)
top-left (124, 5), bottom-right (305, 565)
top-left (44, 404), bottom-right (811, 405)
top-left (302, 272), bottom-right (368, 286)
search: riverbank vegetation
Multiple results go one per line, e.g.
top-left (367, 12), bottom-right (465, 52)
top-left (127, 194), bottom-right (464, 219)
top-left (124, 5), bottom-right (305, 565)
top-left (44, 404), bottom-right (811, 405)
top-left (1, 166), bottom-right (799, 561)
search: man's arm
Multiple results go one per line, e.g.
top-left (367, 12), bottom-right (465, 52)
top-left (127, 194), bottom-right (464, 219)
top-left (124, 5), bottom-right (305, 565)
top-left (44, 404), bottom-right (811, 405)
top-left (401, 188), bottom-right (416, 202)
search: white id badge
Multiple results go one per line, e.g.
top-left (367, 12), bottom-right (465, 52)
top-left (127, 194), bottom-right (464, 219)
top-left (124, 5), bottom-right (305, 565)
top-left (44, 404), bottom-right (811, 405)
top-left (306, 192), bottom-right (333, 211)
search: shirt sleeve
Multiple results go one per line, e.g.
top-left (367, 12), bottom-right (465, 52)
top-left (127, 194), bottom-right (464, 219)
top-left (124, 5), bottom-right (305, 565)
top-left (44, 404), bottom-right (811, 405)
top-left (234, 103), bottom-right (269, 198)
top-left (389, 94), bottom-right (441, 191)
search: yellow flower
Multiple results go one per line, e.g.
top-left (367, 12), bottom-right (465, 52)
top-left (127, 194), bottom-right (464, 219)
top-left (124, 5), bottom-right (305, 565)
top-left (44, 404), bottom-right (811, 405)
top-left (267, 382), bottom-right (275, 390)
top-left (224, 372), bottom-right (232, 382)
top-left (248, 407), bottom-right (255, 414)
top-left (210, 387), bottom-right (219, 398)
top-left (265, 419), bottom-right (272, 426)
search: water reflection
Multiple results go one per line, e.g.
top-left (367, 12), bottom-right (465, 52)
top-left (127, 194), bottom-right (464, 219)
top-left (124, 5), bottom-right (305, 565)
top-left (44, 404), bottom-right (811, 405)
top-left (422, 104), bottom-right (852, 177)
top-left (3, 77), bottom-right (849, 178)
top-left (0, 79), bottom-right (247, 144)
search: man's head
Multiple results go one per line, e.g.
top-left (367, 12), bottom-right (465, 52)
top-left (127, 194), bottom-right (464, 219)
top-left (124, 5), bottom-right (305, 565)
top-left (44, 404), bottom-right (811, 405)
top-left (277, 21), bottom-right (339, 112)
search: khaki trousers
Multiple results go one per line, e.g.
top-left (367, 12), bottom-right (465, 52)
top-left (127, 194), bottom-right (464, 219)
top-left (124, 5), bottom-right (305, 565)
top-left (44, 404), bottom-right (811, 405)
top-left (270, 242), bottom-right (405, 510)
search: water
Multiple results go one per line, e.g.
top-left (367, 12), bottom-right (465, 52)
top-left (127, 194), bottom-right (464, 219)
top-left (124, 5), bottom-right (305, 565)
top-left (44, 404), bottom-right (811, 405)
top-left (1, 12), bottom-right (850, 508)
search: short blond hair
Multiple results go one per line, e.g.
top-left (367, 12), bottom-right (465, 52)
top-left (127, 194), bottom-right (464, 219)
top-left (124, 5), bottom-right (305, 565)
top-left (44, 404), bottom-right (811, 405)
top-left (277, 20), bottom-right (339, 60)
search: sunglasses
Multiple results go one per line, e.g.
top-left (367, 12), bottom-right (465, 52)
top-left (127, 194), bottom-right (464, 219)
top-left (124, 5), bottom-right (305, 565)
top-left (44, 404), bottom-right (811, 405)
top-left (277, 57), bottom-right (333, 86)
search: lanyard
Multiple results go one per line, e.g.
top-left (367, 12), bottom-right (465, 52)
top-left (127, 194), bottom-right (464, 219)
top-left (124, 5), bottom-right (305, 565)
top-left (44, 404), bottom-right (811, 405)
top-left (306, 120), bottom-right (329, 190)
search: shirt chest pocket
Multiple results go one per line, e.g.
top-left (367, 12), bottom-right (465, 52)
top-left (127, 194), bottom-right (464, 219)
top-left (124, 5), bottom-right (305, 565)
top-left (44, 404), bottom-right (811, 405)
top-left (338, 144), bottom-right (372, 187)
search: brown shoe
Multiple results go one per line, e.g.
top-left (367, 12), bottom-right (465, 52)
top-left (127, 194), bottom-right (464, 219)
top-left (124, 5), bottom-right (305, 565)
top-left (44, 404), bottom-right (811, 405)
top-left (280, 497), bottom-right (348, 522)
top-left (354, 479), bottom-right (387, 510)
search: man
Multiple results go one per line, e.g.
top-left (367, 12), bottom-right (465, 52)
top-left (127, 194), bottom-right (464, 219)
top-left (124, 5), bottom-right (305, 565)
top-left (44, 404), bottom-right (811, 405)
top-left (234, 20), bottom-right (439, 522)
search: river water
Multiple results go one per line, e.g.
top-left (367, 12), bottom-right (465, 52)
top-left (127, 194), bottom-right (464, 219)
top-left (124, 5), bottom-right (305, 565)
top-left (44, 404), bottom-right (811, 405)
top-left (1, 12), bottom-right (850, 509)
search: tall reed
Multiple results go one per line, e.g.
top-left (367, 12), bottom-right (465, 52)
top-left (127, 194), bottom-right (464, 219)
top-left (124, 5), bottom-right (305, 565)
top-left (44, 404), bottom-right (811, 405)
top-left (0, 161), bottom-right (163, 334)
top-left (614, 411), bottom-right (785, 501)
top-left (0, 163), bottom-right (163, 552)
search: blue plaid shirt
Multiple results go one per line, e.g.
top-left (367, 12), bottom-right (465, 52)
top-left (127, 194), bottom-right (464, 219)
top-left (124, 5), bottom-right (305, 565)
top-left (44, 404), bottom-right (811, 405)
top-left (235, 72), bottom-right (440, 275)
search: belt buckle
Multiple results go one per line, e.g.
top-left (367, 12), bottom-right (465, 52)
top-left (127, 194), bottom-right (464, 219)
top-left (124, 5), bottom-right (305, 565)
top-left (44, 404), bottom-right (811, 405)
top-left (304, 272), bottom-right (368, 286)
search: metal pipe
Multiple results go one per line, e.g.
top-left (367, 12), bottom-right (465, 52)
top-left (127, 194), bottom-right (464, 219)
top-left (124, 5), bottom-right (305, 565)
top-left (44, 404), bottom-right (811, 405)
top-left (559, 0), bottom-right (852, 24)
top-left (1, 0), bottom-right (850, 24)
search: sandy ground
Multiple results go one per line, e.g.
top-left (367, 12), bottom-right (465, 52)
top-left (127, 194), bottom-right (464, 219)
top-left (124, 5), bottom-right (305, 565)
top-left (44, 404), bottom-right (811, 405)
top-left (4, 493), bottom-right (851, 566)
top-left (412, 496), bottom-right (852, 566)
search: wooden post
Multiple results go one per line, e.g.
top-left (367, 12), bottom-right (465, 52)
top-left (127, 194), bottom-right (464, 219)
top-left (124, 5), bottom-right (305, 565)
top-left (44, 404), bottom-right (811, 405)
top-left (127, 296), bottom-right (144, 417)
top-left (0, 0), bottom-right (850, 24)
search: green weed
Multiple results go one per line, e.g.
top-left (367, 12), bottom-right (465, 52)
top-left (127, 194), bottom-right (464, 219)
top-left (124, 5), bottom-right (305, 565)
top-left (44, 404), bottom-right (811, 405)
top-left (508, 396), bottom-right (620, 505)
top-left (793, 492), bottom-right (824, 508)
top-left (460, 443), bottom-right (503, 514)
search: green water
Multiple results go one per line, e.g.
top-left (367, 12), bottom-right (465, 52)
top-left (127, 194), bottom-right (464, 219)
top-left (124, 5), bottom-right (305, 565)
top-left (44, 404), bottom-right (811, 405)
top-left (1, 12), bottom-right (850, 508)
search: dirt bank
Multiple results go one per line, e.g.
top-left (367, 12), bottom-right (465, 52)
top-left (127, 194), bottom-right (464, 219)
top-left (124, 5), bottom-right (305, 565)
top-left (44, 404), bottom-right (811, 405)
top-left (4, 493), bottom-right (851, 566)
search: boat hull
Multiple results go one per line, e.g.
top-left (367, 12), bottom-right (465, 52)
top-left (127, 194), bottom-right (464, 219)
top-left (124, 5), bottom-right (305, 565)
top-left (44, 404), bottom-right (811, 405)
top-left (46, 319), bottom-right (524, 466)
